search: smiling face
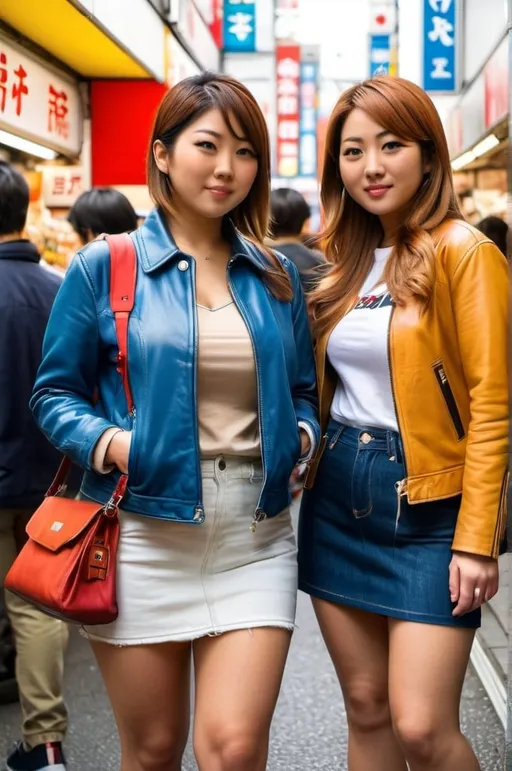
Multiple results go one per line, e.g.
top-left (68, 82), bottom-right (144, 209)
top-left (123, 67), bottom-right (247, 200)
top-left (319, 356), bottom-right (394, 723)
top-left (339, 107), bottom-right (429, 242)
top-left (153, 107), bottom-right (259, 221)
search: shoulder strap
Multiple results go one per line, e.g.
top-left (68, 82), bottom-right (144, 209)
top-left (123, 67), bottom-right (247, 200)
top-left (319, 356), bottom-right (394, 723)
top-left (45, 234), bottom-right (137, 499)
top-left (106, 233), bottom-right (137, 415)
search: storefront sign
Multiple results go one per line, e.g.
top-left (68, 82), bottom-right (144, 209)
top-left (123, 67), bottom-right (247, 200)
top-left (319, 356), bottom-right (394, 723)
top-left (369, 34), bottom-right (391, 76)
top-left (165, 30), bottom-right (201, 86)
top-left (276, 44), bottom-right (300, 178)
top-left (423, 0), bottom-right (458, 93)
top-left (484, 37), bottom-right (508, 128)
top-left (275, 0), bottom-right (300, 42)
top-left (170, 0), bottom-right (220, 71)
top-left (42, 165), bottom-right (85, 207)
top-left (299, 61), bottom-right (318, 178)
top-left (0, 38), bottom-right (81, 156)
top-left (223, 0), bottom-right (256, 52)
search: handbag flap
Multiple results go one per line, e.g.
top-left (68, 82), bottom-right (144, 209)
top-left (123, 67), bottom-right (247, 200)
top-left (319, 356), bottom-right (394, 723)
top-left (26, 497), bottom-right (104, 552)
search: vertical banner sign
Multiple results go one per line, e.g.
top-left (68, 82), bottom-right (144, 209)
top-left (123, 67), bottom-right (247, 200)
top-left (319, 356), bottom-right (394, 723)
top-left (223, 0), bottom-right (256, 52)
top-left (369, 34), bottom-right (391, 76)
top-left (423, 0), bottom-right (457, 93)
top-left (299, 61), bottom-right (318, 177)
top-left (276, 44), bottom-right (300, 178)
top-left (210, 0), bottom-right (224, 49)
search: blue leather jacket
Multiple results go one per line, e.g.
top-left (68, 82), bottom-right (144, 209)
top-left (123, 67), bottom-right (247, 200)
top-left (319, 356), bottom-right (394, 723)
top-left (31, 209), bottom-right (320, 524)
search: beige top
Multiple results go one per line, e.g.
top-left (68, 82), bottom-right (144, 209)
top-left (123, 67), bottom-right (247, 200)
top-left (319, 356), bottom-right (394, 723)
top-left (197, 301), bottom-right (260, 458)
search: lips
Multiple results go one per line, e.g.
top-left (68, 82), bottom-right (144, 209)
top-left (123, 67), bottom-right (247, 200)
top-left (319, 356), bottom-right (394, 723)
top-left (365, 184), bottom-right (392, 199)
top-left (207, 186), bottom-right (233, 197)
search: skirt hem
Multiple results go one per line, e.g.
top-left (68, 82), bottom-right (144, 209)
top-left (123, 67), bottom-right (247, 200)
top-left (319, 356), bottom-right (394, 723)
top-left (299, 582), bottom-right (481, 629)
top-left (80, 618), bottom-right (297, 646)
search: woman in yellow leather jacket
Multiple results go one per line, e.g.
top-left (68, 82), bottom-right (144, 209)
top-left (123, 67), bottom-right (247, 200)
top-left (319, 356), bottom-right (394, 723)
top-left (298, 76), bottom-right (508, 771)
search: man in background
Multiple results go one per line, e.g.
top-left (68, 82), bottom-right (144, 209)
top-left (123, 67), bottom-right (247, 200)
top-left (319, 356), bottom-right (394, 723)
top-left (270, 187), bottom-right (326, 293)
top-left (0, 161), bottom-right (68, 771)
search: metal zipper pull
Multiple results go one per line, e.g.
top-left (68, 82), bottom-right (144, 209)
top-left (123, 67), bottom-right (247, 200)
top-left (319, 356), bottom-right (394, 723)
top-left (250, 508), bottom-right (267, 533)
top-left (394, 479), bottom-right (407, 533)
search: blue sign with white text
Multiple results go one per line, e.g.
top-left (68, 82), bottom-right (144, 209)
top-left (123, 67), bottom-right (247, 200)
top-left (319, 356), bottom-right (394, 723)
top-left (299, 61), bottom-right (318, 178)
top-left (369, 35), bottom-right (391, 77)
top-left (223, 0), bottom-right (256, 53)
top-left (423, 0), bottom-right (457, 92)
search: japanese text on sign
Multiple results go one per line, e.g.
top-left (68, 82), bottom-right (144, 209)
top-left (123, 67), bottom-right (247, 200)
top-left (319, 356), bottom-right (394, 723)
top-left (276, 45), bottom-right (300, 178)
top-left (0, 38), bottom-right (81, 155)
top-left (423, 0), bottom-right (457, 92)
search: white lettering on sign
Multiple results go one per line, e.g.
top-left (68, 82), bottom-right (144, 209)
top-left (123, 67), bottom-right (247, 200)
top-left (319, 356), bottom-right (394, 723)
top-left (0, 38), bottom-right (81, 155)
top-left (227, 12), bottom-right (254, 41)
top-left (428, 16), bottom-right (454, 46)
top-left (430, 57), bottom-right (452, 79)
top-left (276, 57), bottom-right (300, 79)
top-left (428, 0), bottom-right (453, 12)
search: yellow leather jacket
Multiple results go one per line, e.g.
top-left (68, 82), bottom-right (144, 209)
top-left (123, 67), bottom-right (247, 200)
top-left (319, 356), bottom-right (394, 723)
top-left (305, 220), bottom-right (509, 559)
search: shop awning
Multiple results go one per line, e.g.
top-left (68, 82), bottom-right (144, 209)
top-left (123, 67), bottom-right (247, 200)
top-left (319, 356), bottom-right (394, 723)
top-left (1, 0), bottom-right (153, 78)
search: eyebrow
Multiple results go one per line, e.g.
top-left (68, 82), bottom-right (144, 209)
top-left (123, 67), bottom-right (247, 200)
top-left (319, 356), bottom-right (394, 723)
top-left (194, 128), bottom-right (249, 142)
top-left (342, 130), bottom-right (394, 144)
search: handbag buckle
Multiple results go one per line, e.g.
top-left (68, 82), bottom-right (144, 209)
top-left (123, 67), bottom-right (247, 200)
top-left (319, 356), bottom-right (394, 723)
top-left (103, 474), bottom-right (128, 517)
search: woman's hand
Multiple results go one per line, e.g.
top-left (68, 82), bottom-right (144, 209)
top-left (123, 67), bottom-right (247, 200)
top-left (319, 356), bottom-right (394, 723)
top-left (105, 430), bottom-right (132, 475)
top-left (449, 551), bottom-right (499, 616)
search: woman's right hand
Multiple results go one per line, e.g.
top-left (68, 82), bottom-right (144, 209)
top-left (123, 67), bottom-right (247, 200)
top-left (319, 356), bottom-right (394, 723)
top-left (105, 430), bottom-right (132, 474)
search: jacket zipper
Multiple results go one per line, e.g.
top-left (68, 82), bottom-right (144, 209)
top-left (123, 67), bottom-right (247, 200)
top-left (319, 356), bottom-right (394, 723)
top-left (432, 360), bottom-right (465, 441)
top-left (492, 469), bottom-right (509, 557)
top-left (388, 305), bottom-right (408, 515)
top-left (191, 260), bottom-right (205, 523)
top-left (227, 259), bottom-right (267, 532)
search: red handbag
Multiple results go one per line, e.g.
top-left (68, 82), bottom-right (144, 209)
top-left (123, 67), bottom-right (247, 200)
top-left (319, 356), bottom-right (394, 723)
top-left (4, 233), bottom-right (137, 625)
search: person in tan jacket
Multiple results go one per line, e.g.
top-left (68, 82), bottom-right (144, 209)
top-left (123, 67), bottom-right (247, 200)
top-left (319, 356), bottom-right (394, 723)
top-left (298, 76), bottom-right (508, 771)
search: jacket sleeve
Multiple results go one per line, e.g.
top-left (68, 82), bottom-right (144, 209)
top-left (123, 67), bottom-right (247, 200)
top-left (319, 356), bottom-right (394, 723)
top-left (450, 240), bottom-right (509, 558)
top-left (30, 253), bottom-right (118, 471)
top-left (287, 259), bottom-right (321, 450)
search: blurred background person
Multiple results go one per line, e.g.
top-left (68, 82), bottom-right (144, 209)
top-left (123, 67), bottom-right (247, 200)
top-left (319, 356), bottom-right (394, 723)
top-left (67, 187), bottom-right (138, 247)
top-left (477, 215), bottom-right (509, 258)
top-left (0, 161), bottom-right (68, 771)
top-left (269, 187), bottom-right (326, 293)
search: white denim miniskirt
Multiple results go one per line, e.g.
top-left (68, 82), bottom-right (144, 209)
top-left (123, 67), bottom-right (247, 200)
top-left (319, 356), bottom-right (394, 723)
top-left (81, 455), bottom-right (298, 645)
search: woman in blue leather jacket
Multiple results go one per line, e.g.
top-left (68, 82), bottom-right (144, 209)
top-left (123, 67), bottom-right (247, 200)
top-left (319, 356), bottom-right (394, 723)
top-left (31, 73), bottom-right (319, 771)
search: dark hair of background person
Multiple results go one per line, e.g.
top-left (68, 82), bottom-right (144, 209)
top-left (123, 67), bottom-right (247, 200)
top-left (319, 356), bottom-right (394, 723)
top-left (68, 187), bottom-right (138, 244)
top-left (0, 161), bottom-right (29, 236)
top-left (270, 187), bottom-right (311, 238)
top-left (476, 215), bottom-right (509, 258)
top-left (147, 71), bottom-right (292, 302)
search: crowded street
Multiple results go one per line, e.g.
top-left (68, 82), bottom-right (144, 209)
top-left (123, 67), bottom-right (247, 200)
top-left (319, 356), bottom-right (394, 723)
top-left (1, 1), bottom-right (511, 770)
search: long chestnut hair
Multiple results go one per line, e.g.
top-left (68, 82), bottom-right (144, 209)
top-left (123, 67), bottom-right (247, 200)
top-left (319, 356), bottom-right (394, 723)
top-left (147, 72), bottom-right (292, 301)
top-left (310, 76), bottom-right (462, 338)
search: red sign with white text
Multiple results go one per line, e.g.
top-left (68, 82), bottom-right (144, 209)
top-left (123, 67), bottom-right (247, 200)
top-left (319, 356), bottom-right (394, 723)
top-left (276, 44), bottom-right (300, 178)
top-left (0, 38), bottom-right (81, 156)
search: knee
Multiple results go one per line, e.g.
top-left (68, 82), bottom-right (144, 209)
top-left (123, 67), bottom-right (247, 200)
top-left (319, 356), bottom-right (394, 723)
top-left (127, 733), bottom-right (185, 771)
top-left (195, 726), bottom-right (264, 771)
top-left (393, 715), bottom-right (445, 764)
top-left (343, 683), bottom-right (392, 733)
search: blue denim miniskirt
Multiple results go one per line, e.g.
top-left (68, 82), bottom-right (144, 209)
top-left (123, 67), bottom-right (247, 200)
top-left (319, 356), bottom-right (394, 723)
top-left (298, 419), bottom-right (481, 628)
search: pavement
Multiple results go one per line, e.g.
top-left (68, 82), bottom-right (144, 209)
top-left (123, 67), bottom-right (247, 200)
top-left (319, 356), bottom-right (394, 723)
top-left (0, 589), bottom-right (506, 771)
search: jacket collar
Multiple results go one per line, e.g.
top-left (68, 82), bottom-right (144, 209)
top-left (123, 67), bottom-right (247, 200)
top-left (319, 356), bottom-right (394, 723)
top-left (0, 239), bottom-right (40, 263)
top-left (135, 208), bottom-right (269, 273)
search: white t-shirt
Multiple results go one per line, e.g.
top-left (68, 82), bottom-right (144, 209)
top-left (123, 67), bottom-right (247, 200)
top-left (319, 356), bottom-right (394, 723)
top-left (327, 247), bottom-right (398, 431)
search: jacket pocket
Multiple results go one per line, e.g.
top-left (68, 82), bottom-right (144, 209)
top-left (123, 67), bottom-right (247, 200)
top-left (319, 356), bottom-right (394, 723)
top-left (432, 360), bottom-right (465, 441)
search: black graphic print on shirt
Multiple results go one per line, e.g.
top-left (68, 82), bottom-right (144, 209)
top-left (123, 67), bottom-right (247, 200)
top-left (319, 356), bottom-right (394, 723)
top-left (354, 292), bottom-right (394, 310)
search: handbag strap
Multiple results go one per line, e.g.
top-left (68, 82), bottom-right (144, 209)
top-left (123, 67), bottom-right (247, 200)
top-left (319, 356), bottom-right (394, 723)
top-left (107, 233), bottom-right (137, 415)
top-left (46, 233), bottom-right (138, 499)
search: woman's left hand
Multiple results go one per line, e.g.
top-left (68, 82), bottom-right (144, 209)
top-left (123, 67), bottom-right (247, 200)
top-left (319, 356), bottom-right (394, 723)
top-left (449, 551), bottom-right (499, 616)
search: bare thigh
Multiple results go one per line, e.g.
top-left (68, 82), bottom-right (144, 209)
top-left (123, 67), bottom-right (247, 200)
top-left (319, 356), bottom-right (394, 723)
top-left (192, 627), bottom-right (292, 771)
top-left (388, 620), bottom-right (475, 745)
top-left (91, 640), bottom-right (191, 771)
top-left (312, 599), bottom-right (391, 725)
